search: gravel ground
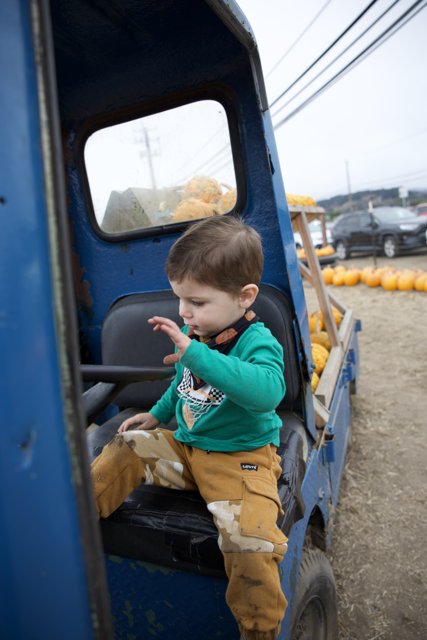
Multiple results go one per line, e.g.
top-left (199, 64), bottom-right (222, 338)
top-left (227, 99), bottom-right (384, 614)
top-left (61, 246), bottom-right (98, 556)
top-left (305, 250), bottom-right (427, 640)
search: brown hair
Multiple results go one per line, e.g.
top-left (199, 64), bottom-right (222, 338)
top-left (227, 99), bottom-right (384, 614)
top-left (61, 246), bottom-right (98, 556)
top-left (166, 215), bottom-right (263, 294)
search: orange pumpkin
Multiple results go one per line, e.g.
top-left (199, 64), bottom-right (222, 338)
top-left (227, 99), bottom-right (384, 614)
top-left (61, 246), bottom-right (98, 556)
top-left (381, 272), bottom-right (398, 291)
top-left (365, 270), bottom-right (381, 287)
top-left (375, 266), bottom-right (392, 279)
top-left (397, 271), bottom-right (415, 291)
top-left (360, 266), bottom-right (374, 283)
top-left (332, 307), bottom-right (343, 326)
top-left (308, 312), bottom-right (320, 333)
top-left (183, 175), bottom-right (222, 203)
top-left (322, 267), bottom-right (335, 285)
top-left (311, 331), bottom-right (331, 351)
top-left (414, 273), bottom-right (427, 291)
top-left (344, 269), bottom-right (360, 286)
top-left (314, 310), bottom-right (325, 330)
top-left (312, 343), bottom-right (329, 375)
top-left (332, 271), bottom-right (346, 286)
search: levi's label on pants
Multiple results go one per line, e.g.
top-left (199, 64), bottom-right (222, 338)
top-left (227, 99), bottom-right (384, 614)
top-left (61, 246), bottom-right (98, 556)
top-left (91, 428), bottom-right (288, 640)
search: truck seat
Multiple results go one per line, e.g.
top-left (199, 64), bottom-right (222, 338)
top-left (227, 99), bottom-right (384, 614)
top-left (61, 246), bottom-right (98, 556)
top-left (86, 285), bottom-right (306, 575)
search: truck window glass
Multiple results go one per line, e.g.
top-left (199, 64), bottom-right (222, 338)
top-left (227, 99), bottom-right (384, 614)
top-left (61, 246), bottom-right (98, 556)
top-left (84, 100), bottom-right (237, 234)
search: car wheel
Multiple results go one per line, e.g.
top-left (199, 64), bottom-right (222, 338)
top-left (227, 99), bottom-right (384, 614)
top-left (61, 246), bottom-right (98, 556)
top-left (335, 240), bottom-right (348, 260)
top-left (290, 548), bottom-right (338, 640)
top-left (383, 236), bottom-right (398, 258)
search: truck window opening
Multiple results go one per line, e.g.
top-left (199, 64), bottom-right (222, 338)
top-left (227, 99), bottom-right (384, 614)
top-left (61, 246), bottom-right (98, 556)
top-left (84, 99), bottom-right (237, 235)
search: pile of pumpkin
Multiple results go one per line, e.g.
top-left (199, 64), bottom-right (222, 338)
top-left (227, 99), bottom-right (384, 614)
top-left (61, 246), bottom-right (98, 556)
top-left (321, 264), bottom-right (427, 292)
top-left (287, 194), bottom-right (317, 207)
top-left (309, 306), bottom-right (343, 392)
top-left (297, 244), bottom-right (335, 260)
top-left (172, 176), bottom-right (237, 222)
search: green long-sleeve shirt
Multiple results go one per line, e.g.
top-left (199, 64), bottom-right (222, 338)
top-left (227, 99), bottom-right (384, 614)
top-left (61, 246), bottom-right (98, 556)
top-left (150, 322), bottom-right (286, 452)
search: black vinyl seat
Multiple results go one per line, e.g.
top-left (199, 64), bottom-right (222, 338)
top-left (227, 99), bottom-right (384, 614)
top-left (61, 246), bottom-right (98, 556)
top-left (86, 285), bottom-right (306, 575)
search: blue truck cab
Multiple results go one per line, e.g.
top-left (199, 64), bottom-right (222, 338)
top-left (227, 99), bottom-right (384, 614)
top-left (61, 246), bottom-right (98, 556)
top-left (1, 1), bottom-right (360, 639)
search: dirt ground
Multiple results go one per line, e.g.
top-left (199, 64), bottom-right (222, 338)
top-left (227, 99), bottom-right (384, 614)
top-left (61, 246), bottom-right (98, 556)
top-left (305, 251), bottom-right (427, 639)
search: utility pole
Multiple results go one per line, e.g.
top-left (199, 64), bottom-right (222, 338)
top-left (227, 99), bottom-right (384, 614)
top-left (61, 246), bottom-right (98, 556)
top-left (135, 123), bottom-right (159, 190)
top-left (345, 160), bottom-right (352, 210)
top-left (142, 126), bottom-right (157, 190)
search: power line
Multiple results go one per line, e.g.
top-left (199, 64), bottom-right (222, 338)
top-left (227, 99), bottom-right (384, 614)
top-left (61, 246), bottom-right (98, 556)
top-left (273, 0), bottom-right (427, 131)
top-left (269, 0), bottom-right (380, 109)
top-left (175, 123), bottom-right (226, 175)
top-left (180, 1), bottom-right (377, 184)
top-left (354, 168), bottom-right (427, 188)
top-left (266, 0), bottom-right (334, 78)
top-left (184, 152), bottom-right (232, 181)
top-left (362, 126), bottom-right (427, 155)
top-left (176, 143), bottom-right (229, 183)
top-left (271, 0), bottom-right (402, 120)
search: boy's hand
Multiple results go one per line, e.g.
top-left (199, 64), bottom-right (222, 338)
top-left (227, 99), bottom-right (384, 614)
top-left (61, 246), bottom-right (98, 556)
top-left (149, 316), bottom-right (191, 365)
top-left (117, 412), bottom-right (159, 433)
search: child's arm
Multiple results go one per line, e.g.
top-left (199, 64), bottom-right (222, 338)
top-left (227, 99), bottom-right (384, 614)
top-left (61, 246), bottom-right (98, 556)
top-left (117, 319), bottom-right (182, 432)
top-left (148, 316), bottom-right (191, 364)
top-left (149, 316), bottom-right (285, 413)
top-left (118, 412), bottom-right (159, 433)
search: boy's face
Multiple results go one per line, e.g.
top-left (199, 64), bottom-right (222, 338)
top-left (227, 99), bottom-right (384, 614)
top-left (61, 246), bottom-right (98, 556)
top-left (170, 278), bottom-right (246, 338)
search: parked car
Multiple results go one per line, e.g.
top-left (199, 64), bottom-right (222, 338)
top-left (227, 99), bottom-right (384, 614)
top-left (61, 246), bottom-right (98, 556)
top-left (294, 219), bottom-right (333, 249)
top-left (413, 202), bottom-right (427, 217)
top-left (331, 206), bottom-right (427, 259)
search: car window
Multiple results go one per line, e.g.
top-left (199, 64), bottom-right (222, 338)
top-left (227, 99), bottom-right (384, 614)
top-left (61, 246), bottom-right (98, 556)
top-left (337, 215), bottom-right (359, 231)
top-left (84, 100), bottom-right (237, 234)
top-left (359, 213), bottom-right (372, 228)
top-left (373, 207), bottom-right (415, 222)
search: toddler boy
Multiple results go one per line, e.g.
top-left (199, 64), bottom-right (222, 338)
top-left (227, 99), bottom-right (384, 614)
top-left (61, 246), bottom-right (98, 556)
top-left (91, 215), bottom-right (288, 640)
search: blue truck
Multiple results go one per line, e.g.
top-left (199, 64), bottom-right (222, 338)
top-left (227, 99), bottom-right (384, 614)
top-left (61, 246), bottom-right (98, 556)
top-left (0, 1), bottom-right (360, 638)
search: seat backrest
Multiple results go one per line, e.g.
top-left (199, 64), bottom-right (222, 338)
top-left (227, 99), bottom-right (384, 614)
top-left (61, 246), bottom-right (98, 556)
top-left (102, 285), bottom-right (301, 411)
top-left (253, 285), bottom-right (300, 407)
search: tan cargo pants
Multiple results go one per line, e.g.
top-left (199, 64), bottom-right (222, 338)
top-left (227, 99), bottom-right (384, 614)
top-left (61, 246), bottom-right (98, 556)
top-left (91, 428), bottom-right (288, 640)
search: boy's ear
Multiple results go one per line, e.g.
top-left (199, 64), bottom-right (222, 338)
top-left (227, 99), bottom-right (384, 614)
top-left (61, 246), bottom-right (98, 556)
top-left (239, 284), bottom-right (259, 309)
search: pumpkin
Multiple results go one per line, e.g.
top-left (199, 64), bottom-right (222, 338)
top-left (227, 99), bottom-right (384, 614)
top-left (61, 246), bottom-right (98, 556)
top-left (311, 371), bottom-right (320, 393)
top-left (312, 343), bottom-right (329, 375)
top-left (414, 273), bottom-right (427, 291)
top-left (381, 271), bottom-right (398, 291)
top-left (311, 331), bottom-right (331, 351)
top-left (376, 266), bottom-right (392, 279)
top-left (360, 266), bottom-right (374, 284)
top-left (397, 271), bottom-right (415, 291)
top-left (308, 313), bottom-right (320, 333)
top-left (172, 198), bottom-right (218, 221)
top-left (183, 175), bottom-right (222, 203)
top-left (334, 265), bottom-right (346, 273)
top-left (310, 307), bottom-right (341, 333)
top-left (365, 270), bottom-right (381, 287)
top-left (287, 193), bottom-right (317, 207)
top-left (332, 307), bottom-right (343, 326)
top-left (313, 310), bottom-right (324, 330)
top-left (322, 267), bottom-right (335, 285)
top-left (332, 271), bottom-right (346, 286)
top-left (317, 245), bottom-right (335, 257)
top-left (344, 269), bottom-right (360, 286)
top-left (217, 188), bottom-right (237, 213)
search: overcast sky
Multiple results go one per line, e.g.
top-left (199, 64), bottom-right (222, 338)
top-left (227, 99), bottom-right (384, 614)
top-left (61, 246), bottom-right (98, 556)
top-left (237, 0), bottom-right (427, 202)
